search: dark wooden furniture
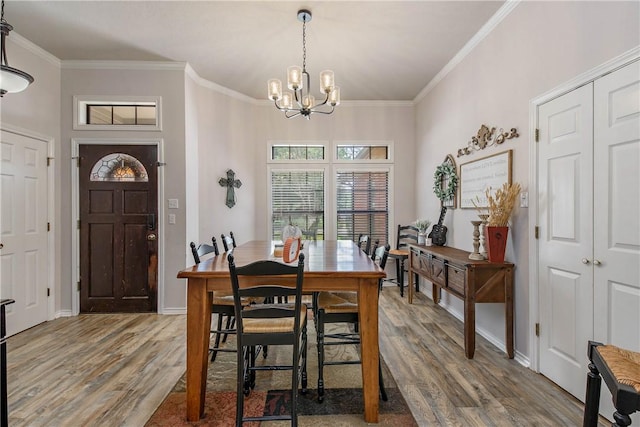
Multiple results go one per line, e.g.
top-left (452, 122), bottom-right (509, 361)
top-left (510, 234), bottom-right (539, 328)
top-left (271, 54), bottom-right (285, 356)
top-left (228, 253), bottom-right (307, 425)
top-left (408, 244), bottom-right (514, 359)
top-left (190, 237), bottom-right (238, 362)
top-left (584, 341), bottom-right (640, 427)
top-left (177, 240), bottom-right (385, 423)
top-left (388, 224), bottom-right (419, 297)
top-left (357, 234), bottom-right (371, 255)
top-left (221, 232), bottom-right (237, 252)
top-left (1, 299), bottom-right (15, 427)
top-left (315, 244), bottom-right (390, 403)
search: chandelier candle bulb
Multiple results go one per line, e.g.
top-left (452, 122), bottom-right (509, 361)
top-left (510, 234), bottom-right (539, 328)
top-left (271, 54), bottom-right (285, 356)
top-left (287, 66), bottom-right (302, 90)
top-left (329, 87), bottom-right (340, 106)
top-left (281, 92), bottom-right (293, 109)
top-left (268, 79), bottom-right (282, 100)
top-left (320, 70), bottom-right (334, 92)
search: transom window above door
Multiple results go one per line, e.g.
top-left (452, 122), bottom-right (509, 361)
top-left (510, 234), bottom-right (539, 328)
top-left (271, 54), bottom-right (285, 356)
top-left (73, 95), bottom-right (162, 131)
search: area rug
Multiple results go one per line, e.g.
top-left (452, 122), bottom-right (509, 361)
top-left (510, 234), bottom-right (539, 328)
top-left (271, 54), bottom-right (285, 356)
top-left (146, 320), bottom-right (417, 427)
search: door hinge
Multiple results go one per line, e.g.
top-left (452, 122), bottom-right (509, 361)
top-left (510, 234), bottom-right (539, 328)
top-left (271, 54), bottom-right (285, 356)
top-left (535, 323), bottom-right (540, 337)
top-left (47, 222), bottom-right (51, 232)
top-left (77, 219), bottom-right (81, 230)
top-left (534, 226), bottom-right (539, 239)
top-left (77, 281), bottom-right (81, 292)
top-left (157, 162), bottom-right (166, 167)
top-left (535, 128), bottom-right (540, 142)
top-left (47, 287), bottom-right (50, 297)
top-left (47, 157), bottom-right (53, 166)
top-left (75, 156), bottom-right (80, 167)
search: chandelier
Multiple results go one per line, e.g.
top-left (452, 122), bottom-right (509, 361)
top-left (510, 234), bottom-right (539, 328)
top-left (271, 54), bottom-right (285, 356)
top-left (0, 0), bottom-right (34, 96)
top-left (267, 9), bottom-right (340, 119)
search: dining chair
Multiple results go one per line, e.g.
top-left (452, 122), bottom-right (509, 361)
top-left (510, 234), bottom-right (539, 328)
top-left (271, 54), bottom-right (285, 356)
top-left (228, 253), bottom-right (308, 426)
top-left (314, 244), bottom-right (390, 403)
top-left (190, 237), bottom-right (238, 362)
top-left (357, 234), bottom-right (372, 255)
top-left (583, 341), bottom-right (640, 427)
top-left (221, 232), bottom-right (237, 252)
top-left (387, 224), bottom-right (419, 297)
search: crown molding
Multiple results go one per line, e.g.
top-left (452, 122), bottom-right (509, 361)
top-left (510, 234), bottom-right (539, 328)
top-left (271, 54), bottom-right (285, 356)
top-left (414, 0), bottom-right (521, 103)
top-left (10, 31), bottom-right (61, 67)
top-left (61, 60), bottom-right (187, 71)
top-left (184, 63), bottom-right (256, 103)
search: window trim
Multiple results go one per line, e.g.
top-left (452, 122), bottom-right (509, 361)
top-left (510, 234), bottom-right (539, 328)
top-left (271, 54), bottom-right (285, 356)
top-left (267, 141), bottom-right (329, 164)
top-left (73, 95), bottom-right (163, 131)
top-left (333, 140), bottom-right (394, 163)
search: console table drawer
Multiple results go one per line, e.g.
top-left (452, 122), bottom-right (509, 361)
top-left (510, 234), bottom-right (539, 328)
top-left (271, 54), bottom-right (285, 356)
top-left (446, 264), bottom-right (466, 296)
top-left (431, 258), bottom-right (446, 286)
top-left (411, 250), bottom-right (431, 277)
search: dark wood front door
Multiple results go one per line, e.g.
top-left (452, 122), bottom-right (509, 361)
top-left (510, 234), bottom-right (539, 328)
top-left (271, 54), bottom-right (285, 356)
top-left (79, 145), bottom-right (158, 313)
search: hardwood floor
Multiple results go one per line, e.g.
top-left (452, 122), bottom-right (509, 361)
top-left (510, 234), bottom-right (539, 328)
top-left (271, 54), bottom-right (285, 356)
top-left (6, 289), bottom-right (603, 426)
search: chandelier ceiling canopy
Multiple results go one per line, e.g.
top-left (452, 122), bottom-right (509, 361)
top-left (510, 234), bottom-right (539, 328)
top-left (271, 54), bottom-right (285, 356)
top-left (0, 0), bottom-right (34, 96)
top-left (268, 9), bottom-right (340, 119)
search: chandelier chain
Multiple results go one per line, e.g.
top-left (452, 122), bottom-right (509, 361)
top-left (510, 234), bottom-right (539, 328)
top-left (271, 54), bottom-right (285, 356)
top-left (302, 18), bottom-right (307, 72)
top-left (1, 1), bottom-right (5, 23)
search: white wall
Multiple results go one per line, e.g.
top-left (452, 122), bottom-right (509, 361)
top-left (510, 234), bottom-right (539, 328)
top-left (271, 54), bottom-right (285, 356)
top-left (415, 1), bottom-right (640, 360)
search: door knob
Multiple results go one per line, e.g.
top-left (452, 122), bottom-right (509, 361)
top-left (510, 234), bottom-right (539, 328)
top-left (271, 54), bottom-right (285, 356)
top-left (0, 243), bottom-right (3, 249)
top-left (147, 234), bottom-right (157, 241)
top-left (581, 258), bottom-right (590, 264)
top-left (593, 259), bottom-right (602, 266)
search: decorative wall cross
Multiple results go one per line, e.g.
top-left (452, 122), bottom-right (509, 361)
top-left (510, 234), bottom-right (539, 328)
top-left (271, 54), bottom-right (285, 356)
top-left (218, 169), bottom-right (242, 208)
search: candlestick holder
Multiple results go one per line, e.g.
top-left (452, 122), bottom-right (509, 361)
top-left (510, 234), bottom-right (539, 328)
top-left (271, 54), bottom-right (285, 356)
top-left (469, 220), bottom-right (484, 260)
top-left (478, 214), bottom-right (489, 259)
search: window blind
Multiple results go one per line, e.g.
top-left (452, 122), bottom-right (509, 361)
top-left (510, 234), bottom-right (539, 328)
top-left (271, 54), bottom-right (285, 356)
top-left (336, 171), bottom-right (389, 245)
top-left (271, 170), bottom-right (324, 241)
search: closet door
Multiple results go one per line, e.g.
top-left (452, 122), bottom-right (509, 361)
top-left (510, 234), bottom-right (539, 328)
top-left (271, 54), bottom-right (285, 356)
top-left (538, 83), bottom-right (594, 400)
top-left (593, 61), bottom-right (640, 350)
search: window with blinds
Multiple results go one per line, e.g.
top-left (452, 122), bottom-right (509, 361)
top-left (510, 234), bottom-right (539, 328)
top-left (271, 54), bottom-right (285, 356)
top-left (336, 171), bottom-right (389, 245)
top-left (271, 170), bottom-right (324, 241)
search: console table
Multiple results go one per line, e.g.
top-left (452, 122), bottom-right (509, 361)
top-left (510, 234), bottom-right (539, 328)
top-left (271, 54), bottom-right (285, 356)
top-left (407, 244), bottom-right (514, 359)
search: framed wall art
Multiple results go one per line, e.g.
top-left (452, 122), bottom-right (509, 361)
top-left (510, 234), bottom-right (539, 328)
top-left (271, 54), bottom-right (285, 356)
top-left (459, 150), bottom-right (512, 209)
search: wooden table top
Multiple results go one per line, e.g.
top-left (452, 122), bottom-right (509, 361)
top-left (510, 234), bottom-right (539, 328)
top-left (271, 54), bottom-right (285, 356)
top-left (178, 240), bottom-right (386, 279)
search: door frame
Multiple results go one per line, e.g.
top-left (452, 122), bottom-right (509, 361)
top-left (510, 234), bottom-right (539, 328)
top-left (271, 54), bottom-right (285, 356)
top-left (528, 46), bottom-right (640, 372)
top-left (71, 138), bottom-right (165, 315)
top-left (0, 123), bottom-right (55, 323)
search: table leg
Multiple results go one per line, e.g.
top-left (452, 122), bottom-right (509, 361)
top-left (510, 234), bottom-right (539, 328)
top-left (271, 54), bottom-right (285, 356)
top-left (358, 278), bottom-right (379, 423)
top-left (186, 278), bottom-right (212, 421)
top-left (464, 296), bottom-right (476, 359)
top-left (505, 268), bottom-right (514, 359)
top-left (408, 256), bottom-right (414, 304)
top-left (432, 283), bottom-right (441, 304)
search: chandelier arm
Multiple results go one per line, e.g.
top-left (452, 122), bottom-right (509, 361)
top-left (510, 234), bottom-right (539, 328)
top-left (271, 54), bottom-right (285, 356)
top-left (285, 110), bottom-right (302, 119)
top-left (309, 106), bottom-right (335, 115)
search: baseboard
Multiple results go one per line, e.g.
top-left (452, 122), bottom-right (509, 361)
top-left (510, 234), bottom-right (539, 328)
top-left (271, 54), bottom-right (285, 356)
top-left (162, 307), bottom-right (186, 315)
top-left (418, 288), bottom-right (529, 368)
top-left (55, 310), bottom-right (74, 318)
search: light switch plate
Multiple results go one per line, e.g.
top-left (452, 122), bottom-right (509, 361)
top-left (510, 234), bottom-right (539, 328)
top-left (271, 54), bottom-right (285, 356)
top-left (168, 199), bottom-right (179, 209)
top-left (168, 214), bottom-right (176, 224)
top-left (520, 191), bottom-right (529, 208)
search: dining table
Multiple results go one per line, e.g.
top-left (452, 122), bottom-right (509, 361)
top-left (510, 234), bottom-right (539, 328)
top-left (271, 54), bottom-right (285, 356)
top-left (177, 239), bottom-right (386, 423)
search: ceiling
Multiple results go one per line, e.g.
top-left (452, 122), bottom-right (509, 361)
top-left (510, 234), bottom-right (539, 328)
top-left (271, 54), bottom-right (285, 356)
top-left (5, 1), bottom-right (505, 101)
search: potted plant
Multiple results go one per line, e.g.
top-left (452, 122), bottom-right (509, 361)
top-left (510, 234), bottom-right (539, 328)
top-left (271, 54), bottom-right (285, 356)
top-left (481, 182), bottom-right (521, 262)
top-left (414, 219), bottom-right (431, 245)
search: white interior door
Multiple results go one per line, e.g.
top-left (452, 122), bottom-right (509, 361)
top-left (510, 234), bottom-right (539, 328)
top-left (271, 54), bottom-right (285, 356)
top-left (538, 83), bottom-right (594, 400)
top-left (0, 129), bottom-right (49, 336)
top-left (593, 61), bottom-right (640, 423)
